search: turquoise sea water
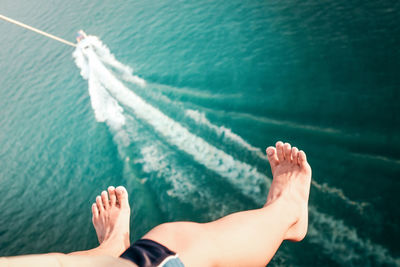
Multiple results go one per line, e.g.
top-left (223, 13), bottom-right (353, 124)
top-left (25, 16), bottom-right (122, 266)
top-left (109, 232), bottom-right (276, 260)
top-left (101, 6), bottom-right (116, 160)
top-left (1, 0), bottom-right (399, 266)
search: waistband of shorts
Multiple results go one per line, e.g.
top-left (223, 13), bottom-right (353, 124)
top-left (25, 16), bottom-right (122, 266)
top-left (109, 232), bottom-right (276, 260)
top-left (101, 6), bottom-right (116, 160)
top-left (120, 239), bottom-right (184, 267)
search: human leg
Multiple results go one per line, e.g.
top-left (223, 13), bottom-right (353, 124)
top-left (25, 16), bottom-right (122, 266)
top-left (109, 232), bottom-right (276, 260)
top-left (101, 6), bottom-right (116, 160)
top-left (0, 254), bottom-right (136, 267)
top-left (1, 186), bottom-right (135, 266)
top-left (143, 141), bottom-right (311, 267)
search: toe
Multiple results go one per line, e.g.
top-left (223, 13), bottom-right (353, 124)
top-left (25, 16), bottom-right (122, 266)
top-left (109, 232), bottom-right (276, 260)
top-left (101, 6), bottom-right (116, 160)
top-left (291, 147), bottom-right (299, 164)
top-left (101, 191), bottom-right (109, 210)
top-left (298, 150), bottom-right (311, 173)
top-left (108, 186), bottom-right (116, 206)
top-left (116, 186), bottom-right (129, 209)
top-left (298, 150), bottom-right (307, 164)
top-left (276, 141), bottom-right (285, 161)
top-left (92, 203), bottom-right (99, 219)
top-left (96, 195), bottom-right (104, 213)
top-left (284, 143), bottom-right (292, 161)
top-left (266, 146), bottom-right (279, 170)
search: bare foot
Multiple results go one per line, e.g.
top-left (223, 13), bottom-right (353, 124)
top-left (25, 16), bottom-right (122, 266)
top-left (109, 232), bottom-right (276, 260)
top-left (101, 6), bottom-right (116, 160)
top-left (92, 186), bottom-right (131, 256)
top-left (265, 141), bottom-right (312, 241)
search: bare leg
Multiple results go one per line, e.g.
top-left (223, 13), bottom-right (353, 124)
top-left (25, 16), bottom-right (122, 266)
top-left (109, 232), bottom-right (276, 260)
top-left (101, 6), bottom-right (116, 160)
top-left (143, 141), bottom-right (312, 267)
top-left (0, 187), bottom-right (136, 267)
top-left (70, 186), bottom-right (131, 257)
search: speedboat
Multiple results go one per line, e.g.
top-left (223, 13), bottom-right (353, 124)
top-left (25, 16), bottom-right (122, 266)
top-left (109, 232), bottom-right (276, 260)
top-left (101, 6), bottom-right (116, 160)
top-left (76, 30), bottom-right (87, 43)
top-left (76, 30), bottom-right (90, 49)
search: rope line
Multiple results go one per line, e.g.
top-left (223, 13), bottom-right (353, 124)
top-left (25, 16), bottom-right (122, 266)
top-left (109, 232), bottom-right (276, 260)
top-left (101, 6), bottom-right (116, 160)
top-left (0, 14), bottom-right (76, 47)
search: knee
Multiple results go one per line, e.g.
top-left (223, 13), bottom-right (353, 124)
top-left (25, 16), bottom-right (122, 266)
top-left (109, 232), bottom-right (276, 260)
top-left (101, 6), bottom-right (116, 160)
top-left (143, 222), bottom-right (205, 252)
top-left (144, 221), bottom-right (194, 242)
top-left (144, 222), bottom-right (218, 267)
top-left (144, 222), bottom-right (177, 243)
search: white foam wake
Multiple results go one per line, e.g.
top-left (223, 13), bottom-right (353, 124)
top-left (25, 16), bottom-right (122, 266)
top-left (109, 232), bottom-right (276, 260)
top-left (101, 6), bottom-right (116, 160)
top-left (86, 36), bottom-right (146, 88)
top-left (74, 38), bottom-right (125, 132)
top-left (73, 36), bottom-right (269, 202)
top-left (73, 35), bottom-right (398, 266)
top-left (185, 109), bottom-right (267, 160)
top-left (308, 207), bottom-right (399, 266)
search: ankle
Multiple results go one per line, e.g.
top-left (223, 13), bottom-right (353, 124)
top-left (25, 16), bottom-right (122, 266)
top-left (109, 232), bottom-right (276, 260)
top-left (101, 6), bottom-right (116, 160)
top-left (99, 233), bottom-right (130, 256)
top-left (264, 194), bottom-right (300, 226)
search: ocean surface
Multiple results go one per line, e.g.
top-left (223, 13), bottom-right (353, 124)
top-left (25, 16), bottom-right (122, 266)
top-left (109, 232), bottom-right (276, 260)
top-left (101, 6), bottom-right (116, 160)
top-left (0, 0), bottom-right (399, 266)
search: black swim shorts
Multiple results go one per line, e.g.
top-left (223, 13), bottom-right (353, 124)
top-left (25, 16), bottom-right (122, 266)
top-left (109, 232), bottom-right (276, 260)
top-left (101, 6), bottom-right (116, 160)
top-left (120, 239), bottom-right (184, 267)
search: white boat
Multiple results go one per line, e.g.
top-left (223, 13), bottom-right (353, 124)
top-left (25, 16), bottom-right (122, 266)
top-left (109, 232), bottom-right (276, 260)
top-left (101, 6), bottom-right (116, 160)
top-left (76, 30), bottom-right (87, 43)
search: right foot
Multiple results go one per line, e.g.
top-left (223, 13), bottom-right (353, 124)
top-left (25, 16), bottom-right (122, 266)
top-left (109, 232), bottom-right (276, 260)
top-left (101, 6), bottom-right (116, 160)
top-left (265, 141), bottom-right (312, 241)
top-left (92, 186), bottom-right (131, 256)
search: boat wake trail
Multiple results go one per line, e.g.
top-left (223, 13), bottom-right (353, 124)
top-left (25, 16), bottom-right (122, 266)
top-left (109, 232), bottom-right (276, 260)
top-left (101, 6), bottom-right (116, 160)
top-left (185, 109), bottom-right (267, 160)
top-left (73, 36), bottom-right (269, 202)
top-left (73, 35), bottom-right (398, 266)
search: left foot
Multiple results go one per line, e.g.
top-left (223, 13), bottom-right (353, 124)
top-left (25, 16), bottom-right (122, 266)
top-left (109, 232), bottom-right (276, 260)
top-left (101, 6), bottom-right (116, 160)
top-left (92, 186), bottom-right (131, 256)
